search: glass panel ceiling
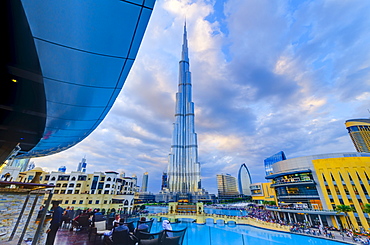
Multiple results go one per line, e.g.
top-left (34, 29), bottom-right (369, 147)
top-left (46, 102), bottom-right (107, 121)
top-left (21, 0), bottom-right (148, 57)
top-left (34, 40), bottom-right (126, 88)
top-left (18, 0), bottom-right (155, 158)
top-left (44, 79), bottom-right (117, 107)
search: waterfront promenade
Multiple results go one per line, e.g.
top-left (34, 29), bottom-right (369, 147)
top-left (144, 211), bottom-right (367, 245)
top-left (52, 220), bottom-right (362, 245)
top-left (51, 218), bottom-right (367, 245)
top-left (146, 212), bottom-right (291, 231)
top-left (292, 228), bottom-right (361, 245)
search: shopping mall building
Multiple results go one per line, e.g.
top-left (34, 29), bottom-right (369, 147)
top-left (264, 152), bottom-right (370, 230)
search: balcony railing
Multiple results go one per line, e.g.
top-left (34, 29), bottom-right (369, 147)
top-left (271, 180), bottom-right (315, 187)
top-left (266, 206), bottom-right (341, 215)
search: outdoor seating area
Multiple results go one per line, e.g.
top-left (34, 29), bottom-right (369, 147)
top-left (89, 221), bottom-right (111, 242)
top-left (59, 217), bottom-right (187, 245)
top-left (136, 228), bottom-right (187, 245)
top-left (73, 216), bottom-right (91, 232)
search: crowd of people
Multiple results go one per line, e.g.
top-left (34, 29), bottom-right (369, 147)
top-left (43, 202), bottom-right (140, 245)
top-left (247, 206), bottom-right (370, 244)
top-left (43, 202), bottom-right (175, 245)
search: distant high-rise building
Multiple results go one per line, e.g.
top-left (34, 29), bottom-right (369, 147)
top-left (217, 174), bottom-right (239, 199)
top-left (237, 163), bottom-right (252, 196)
top-left (132, 174), bottom-right (138, 188)
top-left (161, 172), bottom-right (168, 191)
top-left (77, 157), bottom-right (87, 172)
top-left (264, 151), bottom-right (286, 176)
top-left (58, 166), bottom-right (66, 173)
top-left (7, 158), bottom-right (30, 172)
top-left (345, 119), bottom-right (370, 153)
top-left (27, 161), bottom-right (35, 171)
top-left (141, 172), bottom-right (149, 192)
top-left (167, 23), bottom-right (201, 194)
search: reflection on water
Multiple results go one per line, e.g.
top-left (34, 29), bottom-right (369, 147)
top-left (145, 206), bottom-right (342, 245)
top-left (146, 206), bottom-right (248, 216)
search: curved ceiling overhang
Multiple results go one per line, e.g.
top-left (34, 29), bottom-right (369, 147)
top-left (3, 0), bottom-right (155, 160)
top-left (0, 0), bottom-right (46, 163)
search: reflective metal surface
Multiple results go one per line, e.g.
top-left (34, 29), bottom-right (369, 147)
top-left (16, 0), bottom-right (155, 158)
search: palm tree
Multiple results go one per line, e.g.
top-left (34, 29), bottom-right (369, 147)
top-left (335, 204), bottom-right (355, 230)
top-left (363, 203), bottom-right (370, 214)
top-left (363, 203), bottom-right (370, 225)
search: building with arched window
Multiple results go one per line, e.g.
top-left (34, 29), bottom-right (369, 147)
top-left (237, 163), bottom-right (252, 196)
top-left (21, 169), bottom-right (137, 214)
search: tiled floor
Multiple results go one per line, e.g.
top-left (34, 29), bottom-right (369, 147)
top-left (54, 227), bottom-right (104, 245)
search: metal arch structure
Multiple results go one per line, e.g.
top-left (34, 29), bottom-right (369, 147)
top-left (0, 0), bottom-right (155, 164)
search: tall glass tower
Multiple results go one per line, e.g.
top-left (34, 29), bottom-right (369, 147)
top-left (217, 174), bottom-right (239, 199)
top-left (77, 157), bottom-right (87, 173)
top-left (141, 172), bottom-right (149, 192)
top-left (264, 151), bottom-right (286, 176)
top-left (237, 163), bottom-right (252, 196)
top-left (345, 119), bottom-right (370, 153)
top-left (167, 24), bottom-right (201, 194)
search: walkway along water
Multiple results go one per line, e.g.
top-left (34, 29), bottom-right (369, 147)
top-left (145, 206), bottom-right (366, 245)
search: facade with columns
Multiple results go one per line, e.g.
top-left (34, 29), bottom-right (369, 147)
top-left (265, 152), bottom-right (370, 230)
top-left (20, 169), bottom-right (137, 214)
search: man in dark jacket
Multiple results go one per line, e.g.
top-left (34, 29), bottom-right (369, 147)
top-left (45, 200), bottom-right (64, 245)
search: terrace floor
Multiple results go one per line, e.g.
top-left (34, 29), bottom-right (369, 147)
top-left (54, 227), bottom-right (104, 245)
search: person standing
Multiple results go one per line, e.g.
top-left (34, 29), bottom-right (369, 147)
top-left (45, 200), bottom-right (64, 245)
top-left (67, 206), bottom-right (75, 220)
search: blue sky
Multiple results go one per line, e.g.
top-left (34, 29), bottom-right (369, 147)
top-left (34, 0), bottom-right (370, 194)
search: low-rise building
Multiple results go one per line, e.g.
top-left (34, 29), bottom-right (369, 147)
top-left (250, 182), bottom-right (275, 204)
top-left (134, 192), bottom-right (156, 204)
top-left (20, 169), bottom-right (137, 214)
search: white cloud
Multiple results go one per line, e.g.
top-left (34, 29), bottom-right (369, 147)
top-left (33, 0), bottom-right (370, 194)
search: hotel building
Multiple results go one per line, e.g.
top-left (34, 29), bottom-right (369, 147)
top-left (345, 119), bottom-right (370, 153)
top-left (237, 163), bottom-right (252, 196)
top-left (21, 169), bottom-right (137, 213)
top-left (217, 174), bottom-right (239, 199)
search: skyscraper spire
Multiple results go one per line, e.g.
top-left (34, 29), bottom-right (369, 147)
top-left (167, 24), bottom-right (201, 194)
top-left (181, 21), bottom-right (189, 62)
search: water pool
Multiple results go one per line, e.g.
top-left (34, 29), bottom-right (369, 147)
top-left (144, 207), bottom-right (344, 245)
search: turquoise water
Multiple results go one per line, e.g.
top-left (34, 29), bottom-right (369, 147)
top-left (145, 206), bottom-right (344, 245)
top-left (146, 206), bottom-right (248, 216)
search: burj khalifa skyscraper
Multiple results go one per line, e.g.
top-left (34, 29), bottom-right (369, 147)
top-left (167, 24), bottom-right (201, 194)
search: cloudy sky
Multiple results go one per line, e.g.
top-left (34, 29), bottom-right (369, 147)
top-left (34, 0), bottom-right (370, 194)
